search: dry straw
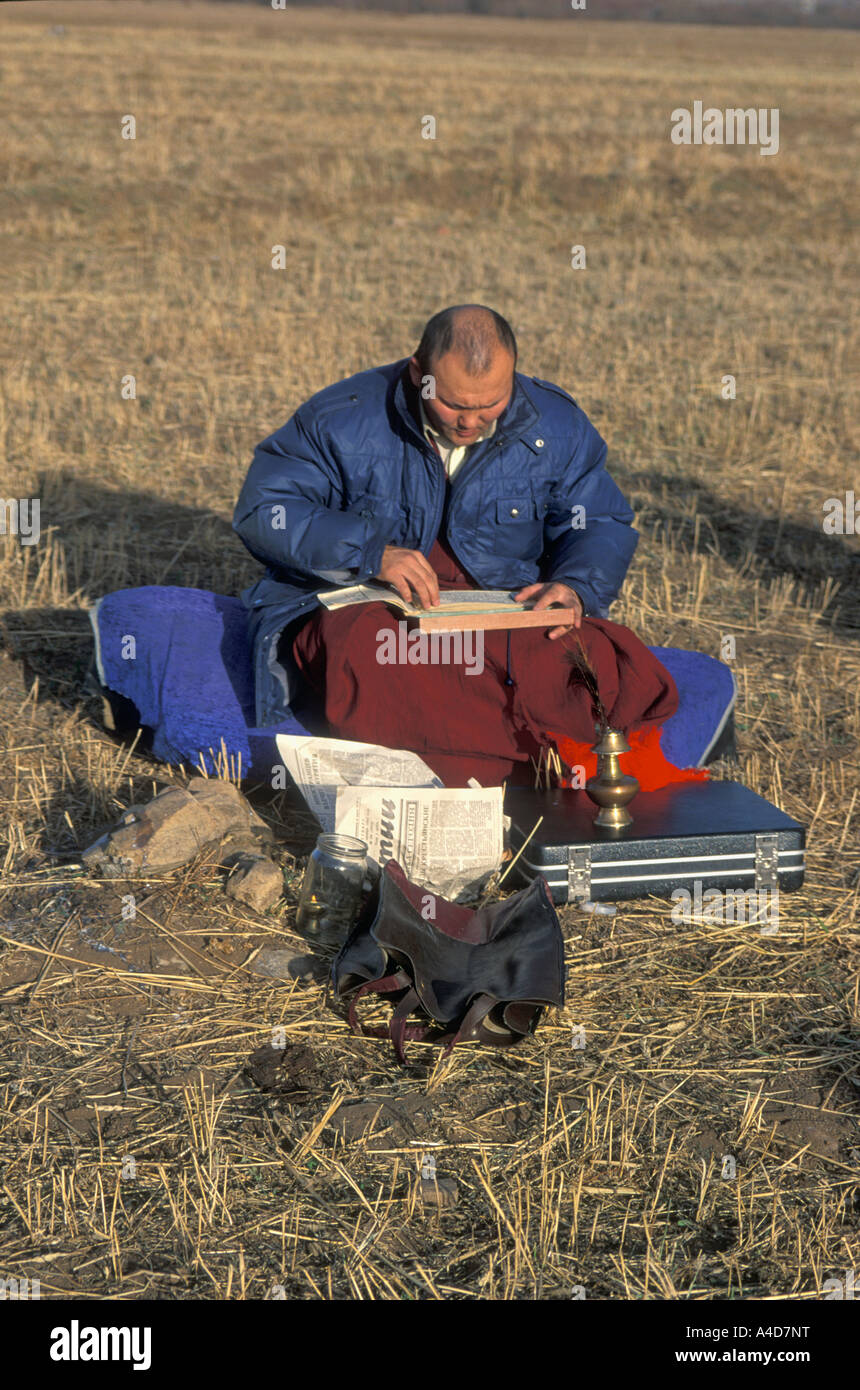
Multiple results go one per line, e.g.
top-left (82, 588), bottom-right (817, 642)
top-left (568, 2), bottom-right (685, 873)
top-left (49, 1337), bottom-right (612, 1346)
top-left (0, 2), bottom-right (857, 1301)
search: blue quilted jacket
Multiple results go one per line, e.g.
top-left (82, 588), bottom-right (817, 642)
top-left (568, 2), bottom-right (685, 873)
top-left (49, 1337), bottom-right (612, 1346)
top-left (233, 358), bottom-right (637, 727)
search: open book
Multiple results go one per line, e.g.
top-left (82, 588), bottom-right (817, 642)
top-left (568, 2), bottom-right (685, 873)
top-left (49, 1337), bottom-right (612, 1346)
top-left (317, 582), bottom-right (578, 632)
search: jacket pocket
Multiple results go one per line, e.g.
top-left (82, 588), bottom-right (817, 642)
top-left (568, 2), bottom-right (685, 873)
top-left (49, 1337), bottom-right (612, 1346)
top-left (495, 497), bottom-right (538, 523)
top-left (349, 495), bottom-right (413, 546)
top-left (345, 493), bottom-right (397, 519)
top-left (489, 496), bottom-right (544, 562)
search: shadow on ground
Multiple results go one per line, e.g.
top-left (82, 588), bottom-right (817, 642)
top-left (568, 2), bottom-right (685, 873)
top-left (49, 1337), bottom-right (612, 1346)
top-left (2, 469), bottom-right (858, 739)
top-left (627, 469), bottom-right (860, 639)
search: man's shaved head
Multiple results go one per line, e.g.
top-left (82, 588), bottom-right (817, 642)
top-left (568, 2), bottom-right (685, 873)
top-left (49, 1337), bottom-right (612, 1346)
top-left (415, 305), bottom-right (517, 376)
top-left (409, 306), bottom-right (517, 447)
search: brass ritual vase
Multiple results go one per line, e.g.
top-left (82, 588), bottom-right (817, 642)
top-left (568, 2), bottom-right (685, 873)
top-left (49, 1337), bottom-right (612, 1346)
top-left (585, 727), bottom-right (640, 829)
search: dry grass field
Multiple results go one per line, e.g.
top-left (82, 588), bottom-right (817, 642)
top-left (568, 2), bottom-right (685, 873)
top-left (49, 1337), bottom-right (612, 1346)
top-left (0, 1), bottom-right (858, 1302)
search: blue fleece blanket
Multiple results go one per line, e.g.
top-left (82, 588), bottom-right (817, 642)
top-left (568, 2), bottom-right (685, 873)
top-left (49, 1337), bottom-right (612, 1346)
top-left (89, 587), bottom-right (735, 781)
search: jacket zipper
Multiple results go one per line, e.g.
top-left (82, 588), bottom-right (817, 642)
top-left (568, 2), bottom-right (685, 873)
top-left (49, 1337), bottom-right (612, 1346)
top-left (421, 433), bottom-right (506, 579)
top-left (424, 445), bottom-right (446, 555)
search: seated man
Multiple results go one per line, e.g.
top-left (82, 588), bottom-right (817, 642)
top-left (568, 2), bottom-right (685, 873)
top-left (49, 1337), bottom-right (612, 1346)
top-left (233, 305), bottom-right (678, 786)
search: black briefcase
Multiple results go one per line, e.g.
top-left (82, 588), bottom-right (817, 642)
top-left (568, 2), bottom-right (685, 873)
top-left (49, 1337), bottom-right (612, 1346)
top-left (504, 780), bottom-right (805, 905)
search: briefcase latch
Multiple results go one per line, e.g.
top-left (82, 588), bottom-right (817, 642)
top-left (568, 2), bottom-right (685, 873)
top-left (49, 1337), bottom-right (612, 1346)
top-left (568, 846), bottom-right (592, 901)
top-left (754, 833), bottom-right (779, 891)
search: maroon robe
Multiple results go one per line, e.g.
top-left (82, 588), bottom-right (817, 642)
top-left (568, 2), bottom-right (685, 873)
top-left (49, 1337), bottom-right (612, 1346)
top-left (292, 535), bottom-right (678, 787)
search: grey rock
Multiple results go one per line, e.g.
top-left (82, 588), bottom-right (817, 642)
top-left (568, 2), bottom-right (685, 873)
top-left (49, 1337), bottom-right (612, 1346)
top-left (250, 949), bottom-right (326, 983)
top-left (225, 855), bottom-right (283, 913)
top-left (83, 777), bottom-right (273, 878)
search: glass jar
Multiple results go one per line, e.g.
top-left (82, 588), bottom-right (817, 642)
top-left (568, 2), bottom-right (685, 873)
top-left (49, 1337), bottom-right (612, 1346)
top-left (295, 833), bottom-right (368, 946)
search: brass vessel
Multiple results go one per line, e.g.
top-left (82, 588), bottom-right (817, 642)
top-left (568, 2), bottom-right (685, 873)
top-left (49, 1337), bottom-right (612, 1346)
top-left (585, 727), bottom-right (639, 829)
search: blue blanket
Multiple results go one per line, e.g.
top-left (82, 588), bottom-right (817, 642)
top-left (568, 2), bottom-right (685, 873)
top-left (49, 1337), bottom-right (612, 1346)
top-left (89, 587), bottom-right (735, 781)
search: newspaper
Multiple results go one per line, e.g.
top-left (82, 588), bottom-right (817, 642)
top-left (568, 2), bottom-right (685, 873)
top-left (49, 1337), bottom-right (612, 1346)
top-left (275, 733), bottom-right (503, 899)
top-left (275, 734), bottom-right (442, 830)
top-left (335, 785), bottom-right (504, 900)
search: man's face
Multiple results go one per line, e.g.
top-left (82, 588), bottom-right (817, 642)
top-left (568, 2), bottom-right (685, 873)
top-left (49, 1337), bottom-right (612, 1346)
top-left (409, 349), bottom-right (515, 446)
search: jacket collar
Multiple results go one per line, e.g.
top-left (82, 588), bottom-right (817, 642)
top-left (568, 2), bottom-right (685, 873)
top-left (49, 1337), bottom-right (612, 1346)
top-left (393, 359), bottom-right (540, 448)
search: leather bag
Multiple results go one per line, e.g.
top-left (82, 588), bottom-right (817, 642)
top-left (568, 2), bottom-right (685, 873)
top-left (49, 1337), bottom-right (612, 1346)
top-left (331, 860), bottom-right (565, 1064)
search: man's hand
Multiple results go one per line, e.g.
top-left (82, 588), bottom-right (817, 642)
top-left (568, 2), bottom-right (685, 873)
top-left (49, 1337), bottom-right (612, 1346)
top-left (514, 581), bottom-right (583, 640)
top-left (376, 546), bottom-right (440, 609)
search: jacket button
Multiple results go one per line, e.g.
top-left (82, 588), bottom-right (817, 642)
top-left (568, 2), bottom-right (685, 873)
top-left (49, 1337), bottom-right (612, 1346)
top-left (510, 507), bottom-right (519, 517)
top-left (349, 394), bottom-right (358, 401)
top-left (535, 438), bottom-right (544, 447)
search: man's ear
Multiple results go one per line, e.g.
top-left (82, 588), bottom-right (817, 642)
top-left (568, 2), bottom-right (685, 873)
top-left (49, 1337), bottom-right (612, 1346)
top-left (407, 356), bottom-right (422, 387)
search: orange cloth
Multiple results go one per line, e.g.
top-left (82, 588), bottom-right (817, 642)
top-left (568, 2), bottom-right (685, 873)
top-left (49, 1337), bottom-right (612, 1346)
top-left (552, 723), bottom-right (709, 791)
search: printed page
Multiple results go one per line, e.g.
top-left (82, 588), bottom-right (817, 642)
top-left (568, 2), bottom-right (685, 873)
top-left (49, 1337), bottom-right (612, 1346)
top-left (275, 733), bottom-right (443, 832)
top-left (317, 583), bottom-right (415, 613)
top-left (334, 784), bottom-right (504, 900)
top-left (317, 584), bottom-right (521, 618)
